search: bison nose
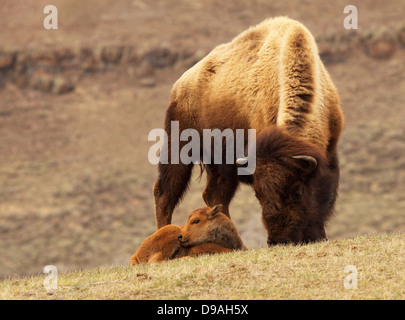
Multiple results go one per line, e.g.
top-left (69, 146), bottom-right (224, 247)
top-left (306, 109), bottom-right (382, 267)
top-left (178, 234), bottom-right (183, 241)
top-left (267, 237), bottom-right (292, 246)
top-left (267, 239), bottom-right (277, 246)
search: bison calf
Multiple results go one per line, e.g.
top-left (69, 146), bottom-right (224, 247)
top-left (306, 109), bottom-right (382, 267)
top-left (129, 205), bottom-right (246, 265)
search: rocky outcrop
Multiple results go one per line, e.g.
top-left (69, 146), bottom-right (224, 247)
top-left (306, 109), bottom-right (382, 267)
top-left (1, 25), bottom-right (404, 94)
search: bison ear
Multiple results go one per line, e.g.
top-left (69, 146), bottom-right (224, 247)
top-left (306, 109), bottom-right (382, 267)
top-left (292, 155), bottom-right (318, 174)
top-left (208, 204), bottom-right (223, 219)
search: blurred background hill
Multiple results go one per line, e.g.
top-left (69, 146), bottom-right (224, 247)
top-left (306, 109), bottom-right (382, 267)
top-left (1, 0), bottom-right (404, 279)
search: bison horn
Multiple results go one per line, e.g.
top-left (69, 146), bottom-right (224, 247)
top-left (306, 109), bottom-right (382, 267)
top-left (292, 155), bottom-right (318, 173)
top-left (236, 157), bottom-right (248, 166)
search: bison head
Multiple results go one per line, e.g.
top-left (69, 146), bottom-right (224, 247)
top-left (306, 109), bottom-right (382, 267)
top-left (237, 128), bottom-right (339, 245)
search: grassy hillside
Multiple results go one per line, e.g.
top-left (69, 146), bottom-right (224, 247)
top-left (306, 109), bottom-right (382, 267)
top-left (2, 233), bottom-right (404, 300)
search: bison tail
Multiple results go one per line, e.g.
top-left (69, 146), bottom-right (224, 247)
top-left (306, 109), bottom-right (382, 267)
top-left (196, 161), bottom-right (206, 182)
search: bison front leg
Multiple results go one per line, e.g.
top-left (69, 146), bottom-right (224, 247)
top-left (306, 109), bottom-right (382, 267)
top-left (154, 162), bottom-right (193, 229)
top-left (202, 166), bottom-right (238, 218)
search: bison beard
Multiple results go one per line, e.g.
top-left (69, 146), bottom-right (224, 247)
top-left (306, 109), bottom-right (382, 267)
top-left (151, 17), bottom-right (343, 245)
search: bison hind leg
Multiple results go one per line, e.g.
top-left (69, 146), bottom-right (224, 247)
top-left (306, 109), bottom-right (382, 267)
top-left (154, 162), bottom-right (194, 229)
top-left (202, 165), bottom-right (239, 218)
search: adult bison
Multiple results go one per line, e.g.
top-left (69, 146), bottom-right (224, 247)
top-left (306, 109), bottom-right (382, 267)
top-left (152, 17), bottom-right (344, 245)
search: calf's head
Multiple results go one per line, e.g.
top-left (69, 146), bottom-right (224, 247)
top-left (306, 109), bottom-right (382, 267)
top-left (178, 205), bottom-right (242, 249)
top-left (237, 128), bottom-right (339, 245)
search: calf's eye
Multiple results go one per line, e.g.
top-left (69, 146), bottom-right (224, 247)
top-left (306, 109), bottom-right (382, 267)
top-left (192, 219), bottom-right (200, 224)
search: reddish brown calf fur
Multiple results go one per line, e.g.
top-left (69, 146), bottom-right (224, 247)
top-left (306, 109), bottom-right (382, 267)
top-left (130, 205), bottom-right (246, 264)
top-left (152, 17), bottom-right (344, 245)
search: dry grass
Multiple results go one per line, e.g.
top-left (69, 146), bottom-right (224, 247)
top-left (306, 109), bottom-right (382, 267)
top-left (2, 233), bottom-right (404, 300)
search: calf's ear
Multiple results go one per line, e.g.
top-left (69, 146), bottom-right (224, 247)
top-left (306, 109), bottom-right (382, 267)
top-left (208, 204), bottom-right (223, 219)
top-left (292, 155), bottom-right (318, 175)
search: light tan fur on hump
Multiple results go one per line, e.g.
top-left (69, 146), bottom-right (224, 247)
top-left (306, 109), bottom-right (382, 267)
top-left (168, 16), bottom-right (343, 153)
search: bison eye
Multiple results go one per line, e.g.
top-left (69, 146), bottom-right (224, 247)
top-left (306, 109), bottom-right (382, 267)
top-left (292, 185), bottom-right (304, 200)
top-left (192, 219), bottom-right (200, 224)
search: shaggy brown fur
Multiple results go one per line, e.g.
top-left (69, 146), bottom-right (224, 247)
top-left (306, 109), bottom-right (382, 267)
top-left (130, 205), bottom-right (246, 264)
top-left (153, 17), bottom-right (344, 244)
top-left (252, 127), bottom-right (339, 244)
